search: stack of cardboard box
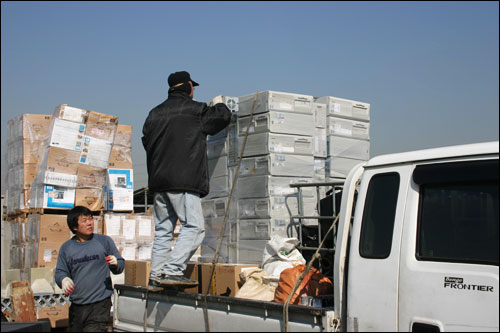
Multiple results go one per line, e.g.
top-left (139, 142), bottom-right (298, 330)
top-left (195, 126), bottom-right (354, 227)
top-left (5, 114), bottom-right (53, 215)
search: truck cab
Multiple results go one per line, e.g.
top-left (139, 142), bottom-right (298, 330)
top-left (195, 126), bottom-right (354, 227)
top-left (335, 141), bottom-right (499, 331)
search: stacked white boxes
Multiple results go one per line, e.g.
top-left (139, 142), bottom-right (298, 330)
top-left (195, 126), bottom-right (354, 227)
top-left (201, 97), bottom-right (239, 263)
top-left (103, 213), bottom-right (155, 261)
top-left (203, 91), bottom-right (323, 264)
top-left (314, 96), bottom-right (371, 180)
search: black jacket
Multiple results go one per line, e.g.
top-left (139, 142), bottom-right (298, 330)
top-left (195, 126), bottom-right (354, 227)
top-left (142, 90), bottom-right (231, 197)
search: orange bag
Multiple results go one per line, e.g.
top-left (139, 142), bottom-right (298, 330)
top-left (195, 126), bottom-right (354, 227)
top-left (273, 264), bottom-right (333, 304)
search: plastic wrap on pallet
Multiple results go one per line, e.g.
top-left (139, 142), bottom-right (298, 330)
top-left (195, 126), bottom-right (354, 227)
top-left (113, 124), bottom-right (132, 147)
top-left (108, 145), bottom-right (133, 169)
top-left (7, 114), bottom-right (53, 145)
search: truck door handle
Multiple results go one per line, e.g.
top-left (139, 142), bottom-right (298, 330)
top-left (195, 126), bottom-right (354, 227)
top-left (412, 322), bottom-right (440, 332)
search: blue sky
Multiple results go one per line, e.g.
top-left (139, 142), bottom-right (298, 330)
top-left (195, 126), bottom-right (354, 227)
top-left (1, 1), bottom-right (499, 193)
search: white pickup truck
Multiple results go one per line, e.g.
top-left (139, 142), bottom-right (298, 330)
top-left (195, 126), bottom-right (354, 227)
top-left (112, 141), bottom-right (499, 332)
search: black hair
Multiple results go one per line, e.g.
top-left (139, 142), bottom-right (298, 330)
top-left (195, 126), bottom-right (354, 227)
top-left (67, 206), bottom-right (93, 233)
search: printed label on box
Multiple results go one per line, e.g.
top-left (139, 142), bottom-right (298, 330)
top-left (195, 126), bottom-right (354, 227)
top-left (44, 185), bottom-right (75, 209)
top-left (138, 218), bottom-right (152, 236)
top-left (44, 171), bottom-right (78, 188)
top-left (80, 136), bottom-right (113, 169)
top-left (105, 215), bottom-right (121, 236)
top-left (50, 119), bottom-right (85, 151)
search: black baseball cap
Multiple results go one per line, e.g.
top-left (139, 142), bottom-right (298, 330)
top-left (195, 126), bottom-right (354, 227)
top-left (168, 71), bottom-right (199, 87)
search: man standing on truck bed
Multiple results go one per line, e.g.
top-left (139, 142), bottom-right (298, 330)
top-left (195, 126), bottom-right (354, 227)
top-left (55, 206), bottom-right (125, 332)
top-left (142, 71), bottom-right (232, 291)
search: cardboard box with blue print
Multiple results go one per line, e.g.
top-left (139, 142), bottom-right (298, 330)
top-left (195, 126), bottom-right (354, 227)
top-left (105, 169), bottom-right (133, 211)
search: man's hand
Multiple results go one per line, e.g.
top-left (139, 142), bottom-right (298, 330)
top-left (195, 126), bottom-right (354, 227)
top-left (105, 255), bottom-right (118, 268)
top-left (209, 95), bottom-right (224, 106)
top-left (62, 277), bottom-right (75, 296)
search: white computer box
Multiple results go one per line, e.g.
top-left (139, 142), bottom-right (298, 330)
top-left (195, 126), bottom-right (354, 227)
top-left (238, 196), bottom-right (318, 225)
top-left (238, 91), bottom-right (314, 116)
top-left (236, 176), bottom-right (315, 199)
top-left (313, 103), bottom-right (327, 128)
top-left (207, 114), bottom-right (238, 142)
top-left (235, 132), bottom-right (313, 157)
top-left (105, 169), bottom-right (134, 211)
top-left (314, 96), bottom-right (370, 122)
top-left (328, 117), bottom-right (370, 140)
top-left (314, 128), bottom-right (327, 158)
top-left (314, 158), bottom-right (326, 182)
top-left (239, 154), bottom-right (314, 178)
top-left (201, 197), bottom-right (237, 220)
top-left (208, 155), bottom-right (229, 179)
top-left (238, 111), bottom-right (314, 137)
top-left (327, 135), bottom-right (370, 160)
top-left (326, 156), bottom-right (366, 179)
top-left (205, 167), bottom-right (236, 199)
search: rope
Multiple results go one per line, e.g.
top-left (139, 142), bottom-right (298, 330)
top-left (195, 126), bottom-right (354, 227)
top-left (283, 215), bottom-right (339, 332)
top-left (203, 92), bottom-right (260, 332)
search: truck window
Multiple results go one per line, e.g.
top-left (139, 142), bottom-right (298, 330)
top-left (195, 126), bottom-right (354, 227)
top-left (414, 159), bottom-right (499, 266)
top-left (359, 172), bottom-right (400, 259)
top-left (416, 182), bottom-right (499, 265)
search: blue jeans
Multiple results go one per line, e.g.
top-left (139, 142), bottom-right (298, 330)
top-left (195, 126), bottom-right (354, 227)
top-left (150, 192), bottom-right (205, 279)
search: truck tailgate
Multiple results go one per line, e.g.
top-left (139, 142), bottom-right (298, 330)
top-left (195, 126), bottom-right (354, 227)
top-left (113, 284), bottom-right (335, 332)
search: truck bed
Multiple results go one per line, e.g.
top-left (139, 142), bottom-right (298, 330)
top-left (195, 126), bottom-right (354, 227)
top-left (113, 284), bottom-right (336, 332)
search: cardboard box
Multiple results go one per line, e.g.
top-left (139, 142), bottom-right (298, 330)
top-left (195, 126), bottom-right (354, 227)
top-left (7, 114), bottom-right (53, 143)
top-left (85, 110), bottom-right (118, 142)
top-left (105, 169), bottom-right (134, 211)
top-left (44, 147), bottom-right (81, 175)
top-left (124, 260), bottom-right (151, 287)
top-left (42, 185), bottom-right (75, 209)
top-left (75, 188), bottom-right (104, 211)
top-left (22, 139), bottom-right (46, 165)
top-left (108, 145), bottom-right (133, 169)
top-left (37, 214), bottom-right (71, 244)
top-left (184, 262), bottom-right (199, 294)
top-left (76, 165), bottom-right (107, 188)
top-left (53, 104), bottom-right (88, 124)
top-left (79, 136), bottom-right (113, 169)
top-left (35, 241), bottom-right (66, 269)
top-left (49, 118), bottom-right (86, 151)
top-left (215, 264), bottom-right (258, 297)
top-left (36, 304), bottom-right (69, 328)
top-left (114, 124), bottom-right (132, 147)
